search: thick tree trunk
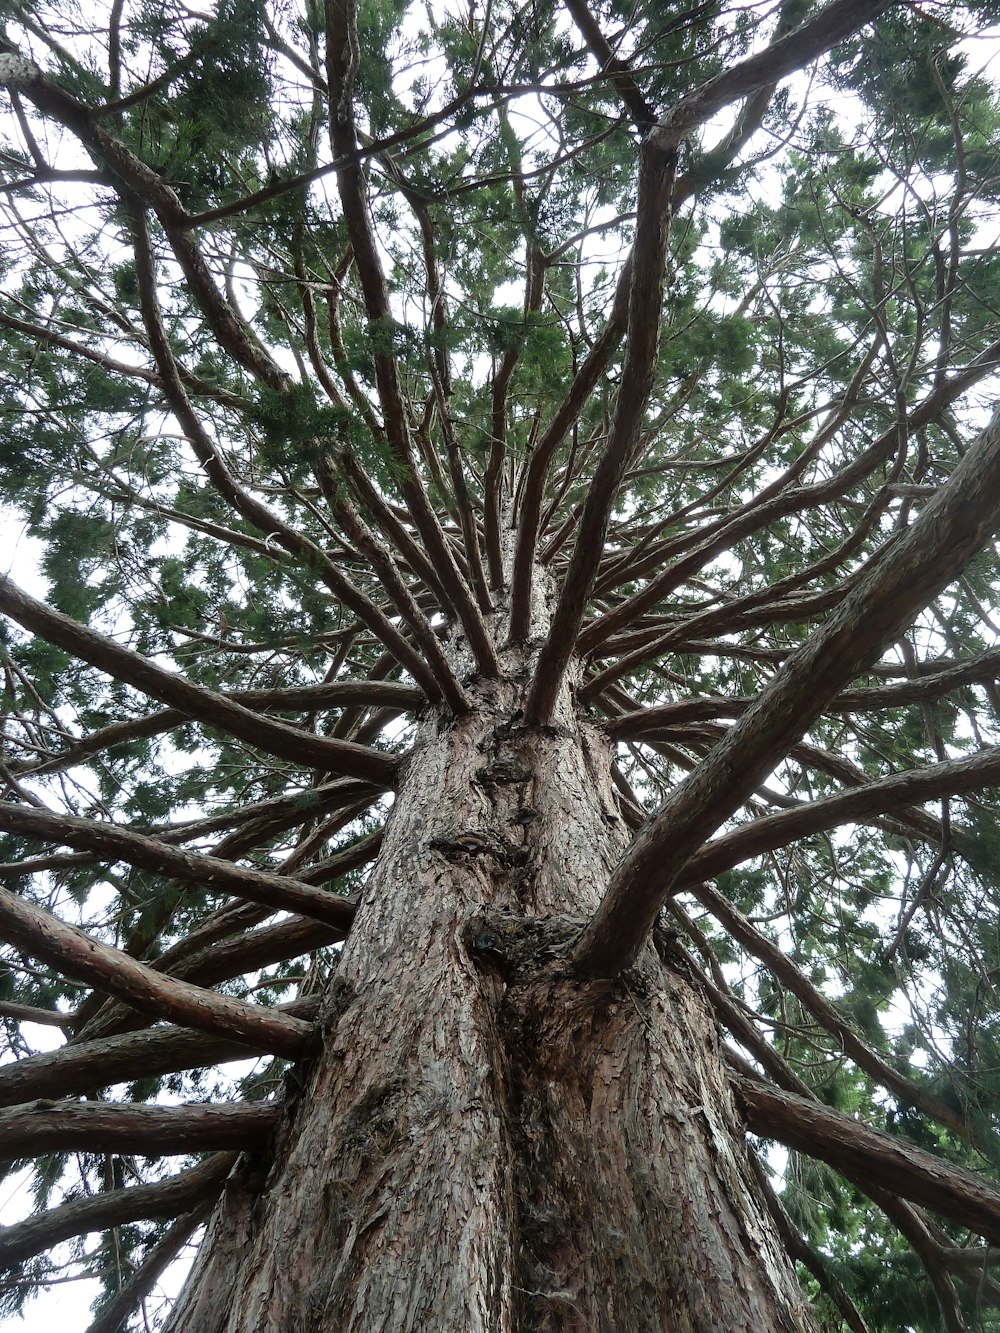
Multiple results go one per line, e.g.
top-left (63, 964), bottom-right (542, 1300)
top-left (166, 670), bottom-right (818, 1332)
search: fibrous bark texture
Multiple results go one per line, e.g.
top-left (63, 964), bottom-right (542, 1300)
top-left (166, 660), bottom-right (816, 1332)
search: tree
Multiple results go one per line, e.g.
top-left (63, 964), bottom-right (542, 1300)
top-left (4, 0), bottom-right (1000, 1326)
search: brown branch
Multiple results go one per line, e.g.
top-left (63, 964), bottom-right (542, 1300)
top-left (583, 488), bottom-right (885, 679)
top-left (158, 913), bottom-right (347, 990)
top-left (605, 651), bottom-right (1000, 738)
top-left (0, 573), bottom-right (397, 788)
top-left (867, 1190), bottom-right (969, 1333)
top-left (329, 490), bottom-right (468, 711)
top-left (648, 1), bottom-right (892, 158)
top-left (339, 451), bottom-right (468, 620)
top-left (695, 881), bottom-right (976, 1144)
top-left (0, 1001), bottom-right (72, 1028)
top-left (127, 206), bottom-right (448, 705)
top-left (525, 0), bottom-right (890, 721)
top-left (16, 682), bottom-right (418, 781)
top-left (0, 999), bottom-right (320, 1108)
top-left (524, 140), bottom-right (677, 723)
top-left (0, 1155), bottom-right (234, 1269)
top-left (323, 0), bottom-right (499, 677)
top-left (746, 1151), bottom-right (874, 1333)
top-left (508, 312), bottom-right (628, 642)
top-left (563, 0), bottom-right (656, 130)
top-left (0, 1100), bottom-right (279, 1164)
top-left (486, 238), bottom-right (545, 588)
top-left (736, 1075), bottom-right (1000, 1246)
top-left (0, 885), bottom-right (313, 1058)
top-left (940, 1245), bottom-right (1000, 1273)
top-left (0, 307), bottom-right (244, 408)
top-left (393, 180), bottom-right (491, 613)
top-left (676, 748), bottom-right (1000, 887)
top-left (69, 900), bottom-right (351, 1046)
top-left (574, 402), bottom-right (1000, 976)
top-left (149, 777), bottom-right (377, 850)
top-left (579, 317), bottom-right (1000, 644)
top-left (0, 803), bottom-right (359, 927)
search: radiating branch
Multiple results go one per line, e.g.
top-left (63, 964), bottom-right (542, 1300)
top-left (0, 1155), bottom-right (234, 1269)
top-left (0, 1100), bottom-right (279, 1164)
top-left (0, 573), bottom-right (398, 787)
top-left (736, 1074), bottom-right (1000, 1245)
top-left (0, 885), bottom-right (313, 1058)
top-left (575, 405), bottom-right (1000, 975)
top-left (0, 998), bottom-right (320, 1108)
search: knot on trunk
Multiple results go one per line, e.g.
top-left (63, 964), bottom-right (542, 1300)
top-left (462, 909), bottom-right (585, 979)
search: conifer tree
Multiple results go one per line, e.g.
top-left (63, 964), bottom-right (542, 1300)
top-left (3, 0), bottom-right (1000, 1328)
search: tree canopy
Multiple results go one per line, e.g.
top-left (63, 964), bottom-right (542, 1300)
top-left (3, 0), bottom-right (1000, 1328)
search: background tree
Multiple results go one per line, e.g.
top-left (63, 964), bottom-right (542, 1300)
top-left (4, 0), bottom-right (1000, 1327)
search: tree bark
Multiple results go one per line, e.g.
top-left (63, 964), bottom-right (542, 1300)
top-left (166, 669), bottom-right (817, 1332)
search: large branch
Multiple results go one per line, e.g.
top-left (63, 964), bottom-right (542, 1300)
top-left (0, 804), bottom-right (359, 927)
top-left (0, 1154), bottom-right (234, 1268)
top-left (0, 999), bottom-right (320, 1108)
top-left (605, 651), bottom-right (1000, 738)
top-left (647, 0), bottom-right (893, 158)
top-left (163, 916), bottom-right (349, 991)
top-left (574, 404), bottom-right (1000, 975)
top-left (0, 573), bottom-right (397, 787)
top-left (736, 1075), bottom-right (1000, 1245)
top-left (16, 681), bottom-right (419, 780)
top-left (0, 884), bottom-right (313, 1058)
top-left (677, 747), bottom-right (1000, 886)
top-left (0, 1099), bottom-right (278, 1164)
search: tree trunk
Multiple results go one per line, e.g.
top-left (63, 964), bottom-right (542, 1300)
top-left (165, 667), bottom-right (818, 1332)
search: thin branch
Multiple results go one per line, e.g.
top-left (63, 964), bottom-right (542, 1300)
top-left (697, 881), bottom-right (977, 1145)
top-left (323, 0), bottom-right (499, 677)
top-left (524, 140), bottom-right (676, 723)
top-left (127, 205), bottom-right (446, 705)
top-left (0, 42), bottom-right (289, 389)
top-left (85, 1201), bottom-right (214, 1333)
top-left (745, 1151), bottom-right (874, 1333)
